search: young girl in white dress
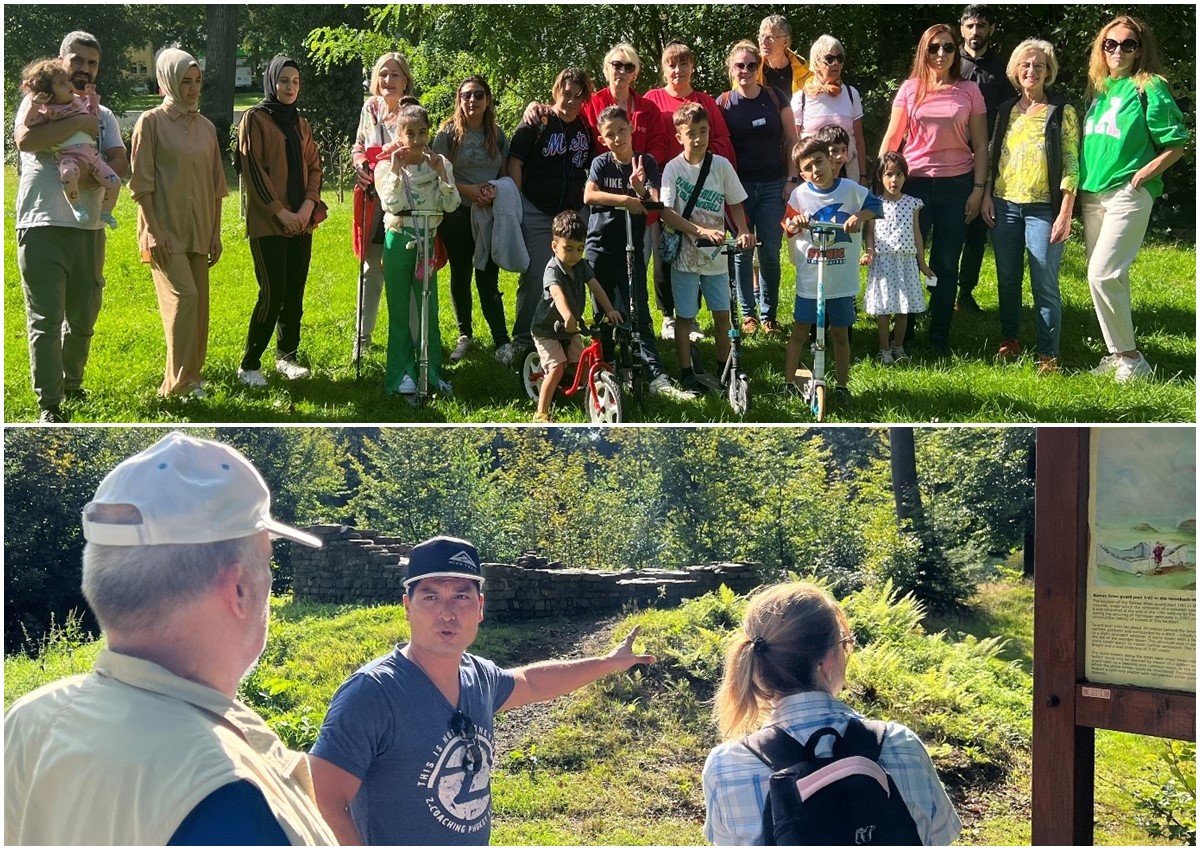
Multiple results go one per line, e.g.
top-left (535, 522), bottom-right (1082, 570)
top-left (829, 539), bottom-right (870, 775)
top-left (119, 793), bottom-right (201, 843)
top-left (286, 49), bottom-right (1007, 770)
top-left (861, 152), bottom-right (935, 364)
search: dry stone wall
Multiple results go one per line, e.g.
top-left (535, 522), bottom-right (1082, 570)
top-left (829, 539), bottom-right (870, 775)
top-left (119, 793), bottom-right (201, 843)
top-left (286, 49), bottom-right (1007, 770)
top-left (292, 525), bottom-right (762, 618)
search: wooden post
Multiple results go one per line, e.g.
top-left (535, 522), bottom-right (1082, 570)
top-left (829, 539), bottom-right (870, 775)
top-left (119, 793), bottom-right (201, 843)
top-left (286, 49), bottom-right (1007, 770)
top-left (1032, 428), bottom-right (1093, 845)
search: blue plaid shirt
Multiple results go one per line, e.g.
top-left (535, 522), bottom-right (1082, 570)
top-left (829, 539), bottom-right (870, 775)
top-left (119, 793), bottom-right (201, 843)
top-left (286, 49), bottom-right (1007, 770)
top-left (702, 691), bottom-right (962, 845)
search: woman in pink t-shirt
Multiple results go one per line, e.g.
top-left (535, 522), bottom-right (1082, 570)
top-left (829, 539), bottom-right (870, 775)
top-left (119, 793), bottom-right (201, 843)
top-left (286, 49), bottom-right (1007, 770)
top-left (879, 24), bottom-right (988, 356)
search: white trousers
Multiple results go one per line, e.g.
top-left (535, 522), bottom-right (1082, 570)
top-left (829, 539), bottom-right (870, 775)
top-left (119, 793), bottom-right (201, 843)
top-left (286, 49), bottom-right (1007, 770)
top-left (1081, 182), bottom-right (1154, 354)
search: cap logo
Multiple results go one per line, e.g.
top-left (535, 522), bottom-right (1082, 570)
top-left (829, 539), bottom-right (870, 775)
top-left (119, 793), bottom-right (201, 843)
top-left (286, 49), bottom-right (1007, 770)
top-left (449, 550), bottom-right (478, 570)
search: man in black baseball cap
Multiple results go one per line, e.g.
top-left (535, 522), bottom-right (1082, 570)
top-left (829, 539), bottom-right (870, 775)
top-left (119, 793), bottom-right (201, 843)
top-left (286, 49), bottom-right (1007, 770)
top-left (310, 535), bottom-right (655, 845)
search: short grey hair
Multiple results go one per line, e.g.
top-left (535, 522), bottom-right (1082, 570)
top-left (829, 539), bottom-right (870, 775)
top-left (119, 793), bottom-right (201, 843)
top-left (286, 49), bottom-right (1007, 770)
top-left (809, 35), bottom-right (846, 71)
top-left (60, 31), bottom-right (101, 58)
top-left (83, 535), bottom-right (268, 634)
top-left (759, 15), bottom-right (792, 39)
top-left (1006, 38), bottom-right (1059, 87)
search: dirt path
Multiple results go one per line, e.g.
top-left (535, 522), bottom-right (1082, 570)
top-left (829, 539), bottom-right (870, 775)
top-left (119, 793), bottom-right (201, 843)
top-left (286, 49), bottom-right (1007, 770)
top-left (492, 614), bottom-right (624, 756)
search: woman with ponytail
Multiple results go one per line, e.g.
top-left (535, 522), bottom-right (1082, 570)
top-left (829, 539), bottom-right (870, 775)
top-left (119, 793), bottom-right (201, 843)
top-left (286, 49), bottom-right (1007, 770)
top-left (702, 582), bottom-right (961, 845)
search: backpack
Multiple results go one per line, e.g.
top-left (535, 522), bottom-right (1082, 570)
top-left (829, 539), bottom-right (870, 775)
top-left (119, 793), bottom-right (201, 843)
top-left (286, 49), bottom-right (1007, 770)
top-left (742, 717), bottom-right (922, 846)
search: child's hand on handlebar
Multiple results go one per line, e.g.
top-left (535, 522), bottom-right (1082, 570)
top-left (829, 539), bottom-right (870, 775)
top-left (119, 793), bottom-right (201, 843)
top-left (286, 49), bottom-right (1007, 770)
top-left (606, 309), bottom-right (625, 326)
top-left (696, 226), bottom-right (726, 244)
top-left (783, 213), bottom-right (808, 235)
top-left (563, 315), bottom-right (579, 334)
top-left (624, 195), bottom-right (647, 216)
top-left (735, 231), bottom-right (756, 251)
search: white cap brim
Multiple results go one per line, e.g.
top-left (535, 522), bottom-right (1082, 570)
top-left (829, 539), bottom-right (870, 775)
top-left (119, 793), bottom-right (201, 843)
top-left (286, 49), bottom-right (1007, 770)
top-left (265, 519), bottom-right (323, 548)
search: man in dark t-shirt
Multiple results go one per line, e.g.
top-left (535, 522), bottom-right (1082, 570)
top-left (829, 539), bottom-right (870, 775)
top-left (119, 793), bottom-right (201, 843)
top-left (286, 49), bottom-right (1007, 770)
top-left (310, 537), bottom-right (655, 845)
top-left (957, 3), bottom-right (1017, 312)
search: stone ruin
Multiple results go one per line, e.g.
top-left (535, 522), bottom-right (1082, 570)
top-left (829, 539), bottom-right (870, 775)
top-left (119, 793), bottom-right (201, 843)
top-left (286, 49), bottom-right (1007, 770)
top-left (291, 525), bottom-right (763, 619)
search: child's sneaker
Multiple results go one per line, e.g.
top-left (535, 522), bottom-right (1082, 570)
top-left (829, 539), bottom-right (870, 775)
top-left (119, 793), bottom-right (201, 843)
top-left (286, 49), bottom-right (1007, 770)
top-left (450, 334), bottom-right (472, 363)
top-left (890, 346), bottom-right (910, 363)
top-left (494, 343), bottom-right (515, 365)
top-left (880, 349), bottom-right (896, 365)
top-left (649, 373), bottom-right (695, 400)
top-left (661, 316), bottom-right (676, 341)
top-left (833, 384), bottom-right (852, 400)
top-left (101, 212), bottom-right (118, 230)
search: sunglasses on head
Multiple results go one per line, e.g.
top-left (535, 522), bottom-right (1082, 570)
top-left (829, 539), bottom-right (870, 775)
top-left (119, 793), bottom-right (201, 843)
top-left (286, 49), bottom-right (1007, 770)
top-left (449, 711), bottom-right (484, 779)
top-left (1102, 37), bottom-right (1141, 54)
top-left (459, 89), bottom-right (487, 101)
top-left (610, 60), bottom-right (636, 73)
top-left (927, 42), bottom-right (957, 56)
top-left (822, 54), bottom-right (845, 66)
top-left (734, 61), bottom-right (760, 71)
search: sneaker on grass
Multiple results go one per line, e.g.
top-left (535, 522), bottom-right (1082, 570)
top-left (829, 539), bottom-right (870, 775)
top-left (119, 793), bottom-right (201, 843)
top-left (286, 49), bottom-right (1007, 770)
top-left (275, 359), bottom-right (310, 380)
top-left (397, 375), bottom-right (417, 395)
top-left (650, 373), bottom-right (698, 400)
top-left (880, 349), bottom-right (896, 365)
top-left (1114, 353), bottom-right (1153, 384)
top-left (661, 316), bottom-right (676, 341)
top-left (450, 334), bottom-right (472, 363)
top-left (494, 343), bottom-right (515, 365)
top-left (1090, 353), bottom-right (1122, 376)
top-left (238, 368), bottom-right (268, 387)
top-left (890, 346), bottom-right (910, 363)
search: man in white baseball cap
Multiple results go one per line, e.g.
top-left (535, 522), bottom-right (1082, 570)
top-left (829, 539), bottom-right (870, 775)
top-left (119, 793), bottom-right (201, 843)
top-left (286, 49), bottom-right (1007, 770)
top-left (4, 432), bottom-right (336, 846)
top-left (309, 535), bottom-right (657, 846)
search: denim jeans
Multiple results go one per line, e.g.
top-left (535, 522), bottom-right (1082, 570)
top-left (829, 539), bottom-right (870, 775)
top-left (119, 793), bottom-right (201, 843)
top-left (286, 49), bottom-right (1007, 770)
top-left (905, 172), bottom-right (973, 348)
top-left (992, 198), bottom-right (1063, 358)
top-left (733, 177), bottom-right (786, 322)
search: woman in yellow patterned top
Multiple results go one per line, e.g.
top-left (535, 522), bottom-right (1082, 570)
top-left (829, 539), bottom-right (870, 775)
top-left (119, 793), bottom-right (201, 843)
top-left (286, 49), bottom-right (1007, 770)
top-left (981, 39), bottom-right (1079, 374)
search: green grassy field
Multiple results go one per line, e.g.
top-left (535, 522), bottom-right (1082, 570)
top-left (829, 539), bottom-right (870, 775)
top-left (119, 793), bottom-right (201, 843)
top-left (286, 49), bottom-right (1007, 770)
top-left (4, 577), bottom-right (1188, 845)
top-left (4, 166), bottom-right (1194, 423)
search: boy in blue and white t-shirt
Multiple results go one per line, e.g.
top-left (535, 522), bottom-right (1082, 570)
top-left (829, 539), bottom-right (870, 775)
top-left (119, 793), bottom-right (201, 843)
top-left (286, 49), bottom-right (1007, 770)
top-left (782, 136), bottom-right (882, 398)
top-left (661, 102), bottom-right (755, 394)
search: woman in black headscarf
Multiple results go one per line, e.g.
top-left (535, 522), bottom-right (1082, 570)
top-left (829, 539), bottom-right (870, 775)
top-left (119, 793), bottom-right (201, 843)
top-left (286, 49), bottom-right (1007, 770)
top-left (236, 55), bottom-right (323, 387)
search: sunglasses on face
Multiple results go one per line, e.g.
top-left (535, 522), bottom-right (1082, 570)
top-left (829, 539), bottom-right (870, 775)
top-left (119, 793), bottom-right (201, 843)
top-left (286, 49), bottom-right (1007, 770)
top-left (459, 89), bottom-right (487, 101)
top-left (823, 54), bottom-right (845, 66)
top-left (610, 61), bottom-right (636, 74)
top-left (733, 61), bottom-right (760, 72)
top-left (928, 42), bottom-right (957, 56)
top-left (1102, 38), bottom-right (1141, 54)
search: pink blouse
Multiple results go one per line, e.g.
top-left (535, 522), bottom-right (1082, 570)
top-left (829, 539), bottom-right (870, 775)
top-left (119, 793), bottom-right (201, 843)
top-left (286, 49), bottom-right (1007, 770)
top-left (892, 79), bottom-right (985, 178)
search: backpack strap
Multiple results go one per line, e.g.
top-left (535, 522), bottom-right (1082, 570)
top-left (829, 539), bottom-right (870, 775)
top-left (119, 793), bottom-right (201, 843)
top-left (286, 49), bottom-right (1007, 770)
top-left (835, 716), bottom-right (888, 762)
top-left (741, 725), bottom-right (807, 771)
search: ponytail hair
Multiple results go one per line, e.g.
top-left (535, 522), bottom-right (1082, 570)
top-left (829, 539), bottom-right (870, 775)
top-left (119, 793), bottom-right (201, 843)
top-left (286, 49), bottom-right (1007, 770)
top-left (713, 582), bottom-right (848, 739)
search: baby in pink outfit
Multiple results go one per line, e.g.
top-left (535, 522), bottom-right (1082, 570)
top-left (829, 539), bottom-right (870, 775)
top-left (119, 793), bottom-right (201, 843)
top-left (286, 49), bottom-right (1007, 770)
top-left (21, 57), bottom-right (121, 228)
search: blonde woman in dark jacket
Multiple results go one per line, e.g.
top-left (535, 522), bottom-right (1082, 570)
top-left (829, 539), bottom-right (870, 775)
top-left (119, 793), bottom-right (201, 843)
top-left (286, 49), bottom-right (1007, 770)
top-left (236, 56), bottom-right (323, 387)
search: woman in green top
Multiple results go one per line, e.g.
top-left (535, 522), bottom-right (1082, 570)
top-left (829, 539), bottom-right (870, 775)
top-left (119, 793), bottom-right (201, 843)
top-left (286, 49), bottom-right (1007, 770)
top-left (1078, 15), bottom-right (1188, 384)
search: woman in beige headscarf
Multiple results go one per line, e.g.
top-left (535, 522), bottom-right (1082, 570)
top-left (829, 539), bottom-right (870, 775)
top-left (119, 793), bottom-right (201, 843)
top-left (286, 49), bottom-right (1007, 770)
top-left (129, 48), bottom-right (228, 399)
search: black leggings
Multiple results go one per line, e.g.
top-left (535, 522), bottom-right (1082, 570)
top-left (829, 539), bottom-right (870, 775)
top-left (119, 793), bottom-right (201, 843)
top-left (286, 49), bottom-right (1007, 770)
top-left (241, 234), bottom-right (312, 370)
top-left (438, 205), bottom-right (509, 345)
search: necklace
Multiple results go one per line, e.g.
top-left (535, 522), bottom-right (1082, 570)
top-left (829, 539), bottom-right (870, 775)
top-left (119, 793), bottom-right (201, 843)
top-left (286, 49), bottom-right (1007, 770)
top-left (1018, 95), bottom-right (1047, 114)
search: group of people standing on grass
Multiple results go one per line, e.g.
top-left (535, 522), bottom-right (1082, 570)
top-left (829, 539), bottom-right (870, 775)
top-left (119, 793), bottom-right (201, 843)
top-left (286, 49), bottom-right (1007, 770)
top-left (13, 9), bottom-right (1189, 420)
top-left (7, 433), bottom-right (957, 844)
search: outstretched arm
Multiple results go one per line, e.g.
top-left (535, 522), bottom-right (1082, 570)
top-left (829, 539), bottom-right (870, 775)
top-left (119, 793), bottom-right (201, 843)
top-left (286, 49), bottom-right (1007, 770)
top-left (500, 627), bottom-right (655, 710)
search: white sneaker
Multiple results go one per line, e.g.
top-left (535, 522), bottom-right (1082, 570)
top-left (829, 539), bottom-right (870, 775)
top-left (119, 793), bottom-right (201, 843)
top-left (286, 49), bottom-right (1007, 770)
top-left (397, 375), bottom-right (417, 395)
top-left (649, 373), bottom-right (695, 400)
top-left (275, 359), bottom-right (310, 380)
top-left (494, 343), bottom-right (514, 365)
top-left (1091, 354), bottom-right (1123, 376)
top-left (661, 316), bottom-right (676, 341)
top-left (1114, 353), bottom-right (1153, 384)
top-left (450, 335), bottom-right (472, 363)
top-left (689, 328), bottom-right (705, 342)
top-left (880, 349), bottom-right (896, 365)
top-left (238, 368), bottom-right (268, 387)
top-left (891, 346), bottom-right (910, 363)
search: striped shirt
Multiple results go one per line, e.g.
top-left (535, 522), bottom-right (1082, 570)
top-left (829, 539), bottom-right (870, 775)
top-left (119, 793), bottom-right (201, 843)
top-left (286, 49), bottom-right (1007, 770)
top-left (702, 691), bottom-right (962, 845)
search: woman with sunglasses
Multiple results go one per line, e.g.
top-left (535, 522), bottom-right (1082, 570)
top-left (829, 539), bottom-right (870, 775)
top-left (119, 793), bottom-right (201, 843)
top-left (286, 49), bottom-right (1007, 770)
top-left (645, 41), bottom-right (737, 342)
top-left (702, 581), bottom-right (961, 845)
top-left (980, 40), bottom-right (1078, 376)
top-left (879, 25), bottom-right (988, 356)
top-left (718, 41), bottom-right (799, 337)
top-left (1079, 15), bottom-right (1188, 384)
top-left (352, 52), bottom-right (415, 360)
top-left (432, 77), bottom-right (514, 365)
top-left (793, 35), bottom-right (868, 187)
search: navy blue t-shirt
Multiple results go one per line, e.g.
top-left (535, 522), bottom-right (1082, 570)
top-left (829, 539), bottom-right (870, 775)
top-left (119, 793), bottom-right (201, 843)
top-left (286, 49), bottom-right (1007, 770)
top-left (509, 115), bottom-right (593, 216)
top-left (586, 151), bottom-right (661, 257)
top-left (721, 87), bottom-right (790, 182)
top-left (168, 780), bottom-right (289, 845)
top-left (310, 648), bottom-right (516, 846)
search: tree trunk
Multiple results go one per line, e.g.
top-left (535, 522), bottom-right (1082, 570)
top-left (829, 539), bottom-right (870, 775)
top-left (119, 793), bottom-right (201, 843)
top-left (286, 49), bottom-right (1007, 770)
top-left (202, 4), bottom-right (238, 157)
top-left (889, 427), bottom-right (922, 524)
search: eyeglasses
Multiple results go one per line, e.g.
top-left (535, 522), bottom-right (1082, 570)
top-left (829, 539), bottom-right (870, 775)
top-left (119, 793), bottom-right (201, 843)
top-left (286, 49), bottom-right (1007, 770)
top-left (733, 61), bottom-right (760, 72)
top-left (829, 632), bottom-right (857, 653)
top-left (928, 43), bottom-right (957, 56)
top-left (449, 711), bottom-right (484, 786)
top-left (459, 90), bottom-right (487, 101)
top-left (560, 87), bottom-right (585, 103)
top-left (610, 61), bottom-right (636, 74)
top-left (1102, 38), bottom-right (1141, 54)
top-left (822, 54), bottom-right (845, 66)
top-left (1018, 62), bottom-right (1048, 73)
top-left (759, 33), bottom-right (781, 43)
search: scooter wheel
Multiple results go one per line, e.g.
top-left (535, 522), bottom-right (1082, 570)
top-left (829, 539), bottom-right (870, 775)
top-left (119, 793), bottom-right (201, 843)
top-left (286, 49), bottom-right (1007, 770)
top-left (520, 350), bottom-right (544, 401)
top-left (729, 375), bottom-right (751, 416)
top-left (589, 371), bottom-right (623, 424)
top-left (813, 384), bottom-right (827, 422)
